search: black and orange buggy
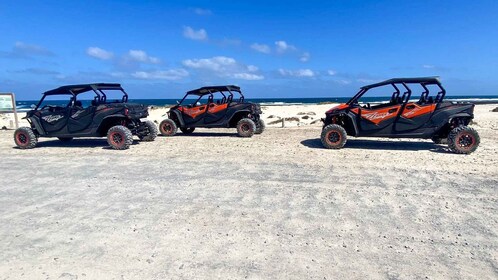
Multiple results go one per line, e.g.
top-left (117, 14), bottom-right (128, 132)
top-left (159, 85), bottom-right (264, 137)
top-left (321, 77), bottom-right (480, 154)
top-left (13, 83), bottom-right (157, 150)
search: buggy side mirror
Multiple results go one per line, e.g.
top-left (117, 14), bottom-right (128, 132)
top-left (31, 104), bottom-right (36, 109)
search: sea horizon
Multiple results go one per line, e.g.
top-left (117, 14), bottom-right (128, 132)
top-left (14, 94), bottom-right (498, 110)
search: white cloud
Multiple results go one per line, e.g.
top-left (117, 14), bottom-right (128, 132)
top-left (357, 78), bottom-right (379, 83)
top-left (193, 8), bottom-right (212, 15)
top-left (183, 56), bottom-right (236, 71)
top-left (423, 64), bottom-right (435, 69)
top-left (275, 40), bottom-right (296, 53)
top-left (131, 69), bottom-right (189, 80)
top-left (336, 79), bottom-right (351, 85)
top-left (183, 26), bottom-right (208, 41)
top-left (183, 56), bottom-right (264, 80)
top-left (328, 70), bottom-right (337, 76)
top-left (250, 43), bottom-right (271, 54)
top-left (127, 50), bottom-right (160, 64)
top-left (300, 52), bottom-right (310, 62)
top-left (232, 73), bottom-right (264, 80)
top-left (10, 41), bottom-right (54, 57)
top-left (86, 47), bottom-right (114, 60)
top-left (247, 65), bottom-right (258, 72)
top-left (278, 68), bottom-right (315, 77)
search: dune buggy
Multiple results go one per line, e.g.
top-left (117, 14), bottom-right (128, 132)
top-left (14, 83), bottom-right (157, 150)
top-left (321, 77), bottom-right (480, 154)
top-left (159, 85), bottom-right (264, 137)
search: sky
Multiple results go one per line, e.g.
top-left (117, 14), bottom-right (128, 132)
top-left (1, 0), bottom-right (497, 100)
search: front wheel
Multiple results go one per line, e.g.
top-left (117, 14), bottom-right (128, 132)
top-left (159, 119), bottom-right (177, 136)
top-left (139, 120), bottom-right (158, 141)
top-left (107, 125), bottom-right (133, 150)
top-left (236, 118), bottom-right (256, 137)
top-left (14, 127), bottom-right (38, 149)
top-left (255, 119), bottom-right (265, 134)
top-left (447, 126), bottom-right (480, 154)
top-left (321, 124), bottom-right (347, 149)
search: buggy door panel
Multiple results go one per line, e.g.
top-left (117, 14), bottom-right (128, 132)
top-left (180, 105), bottom-right (208, 125)
top-left (39, 108), bottom-right (70, 133)
top-left (204, 103), bottom-right (228, 124)
top-left (68, 106), bottom-right (96, 133)
top-left (394, 103), bottom-right (436, 133)
top-left (351, 105), bottom-right (401, 135)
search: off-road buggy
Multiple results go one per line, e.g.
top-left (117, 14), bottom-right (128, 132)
top-left (159, 85), bottom-right (264, 137)
top-left (14, 83), bottom-right (157, 150)
top-left (321, 77), bottom-right (480, 154)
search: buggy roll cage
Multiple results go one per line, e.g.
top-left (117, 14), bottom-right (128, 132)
top-left (35, 83), bottom-right (129, 110)
top-left (178, 85), bottom-right (245, 106)
top-left (346, 77), bottom-right (446, 106)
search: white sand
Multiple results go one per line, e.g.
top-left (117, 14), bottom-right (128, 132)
top-left (0, 104), bottom-right (497, 279)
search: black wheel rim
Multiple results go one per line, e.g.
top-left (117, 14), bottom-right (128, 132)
top-left (458, 133), bottom-right (474, 149)
top-left (241, 123), bottom-right (250, 132)
top-left (327, 131), bottom-right (341, 144)
top-left (17, 133), bottom-right (28, 144)
top-left (163, 124), bottom-right (171, 132)
top-left (111, 132), bottom-right (123, 145)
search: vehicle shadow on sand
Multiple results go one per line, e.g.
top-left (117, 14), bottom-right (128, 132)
top-left (159, 132), bottom-right (238, 137)
top-left (300, 138), bottom-right (451, 153)
top-left (13, 139), bottom-right (142, 149)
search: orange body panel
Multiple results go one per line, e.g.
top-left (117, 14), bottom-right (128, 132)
top-left (208, 103), bottom-right (228, 114)
top-left (401, 103), bottom-right (436, 118)
top-left (179, 106), bottom-right (207, 118)
top-left (352, 105), bottom-right (401, 125)
top-left (326, 103), bottom-right (349, 113)
top-left (179, 103), bottom-right (229, 118)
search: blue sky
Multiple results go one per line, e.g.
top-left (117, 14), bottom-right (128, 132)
top-left (1, 0), bottom-right (497, 99)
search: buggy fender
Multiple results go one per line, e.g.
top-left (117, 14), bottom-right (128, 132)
top-left (101, 114), bottom-right (127, 120)
top-left (448, 113), bottom-right (473, 123)
top-left (168, 110), bottom-right (185, 127)
top-left (345, 111), bottom-right (360, 136)
top-left (432, 112), bottom-right (474, 136)
top-left (324, 112), bottom-right (359, 137)
top-left (96, 114), bottom-right (127, 133)
top-left (228, 110), bottom-right (251, 127)
top-left (228, 110), bottom-right (251, 121)
top-left (30, 116), bottom-right (46, 136)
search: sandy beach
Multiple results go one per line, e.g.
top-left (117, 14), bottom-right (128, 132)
top-left (0, 104), bottom-right (497, 279)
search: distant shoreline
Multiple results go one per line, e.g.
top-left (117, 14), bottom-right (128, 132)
top-left (13, 95), bottom-right (498, 110)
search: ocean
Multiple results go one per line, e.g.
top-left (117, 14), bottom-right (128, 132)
top-left (14, 95), bottom-right (498, 111)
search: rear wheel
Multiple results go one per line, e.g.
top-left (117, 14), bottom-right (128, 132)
top-left (180, 127), bottom-right (195, 134)
top-left (159, 119), bottom-right (177, 136)
top-left (139, 120), bottom-right (158, 141)
top-left (236, 118), bottom-right (256, 137)
top-left (255, 119), bottom-right (265, 134)
top-left (14, 127), bottom-right (38, 149)
top-left (58, 137), bottom-right (73, 142)
top-left (321, 124), bottom-right (347, 149)
top-left (447, 126), bottom-right (480, 154)
top-left (107, 125), bottom-right (133, 150)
